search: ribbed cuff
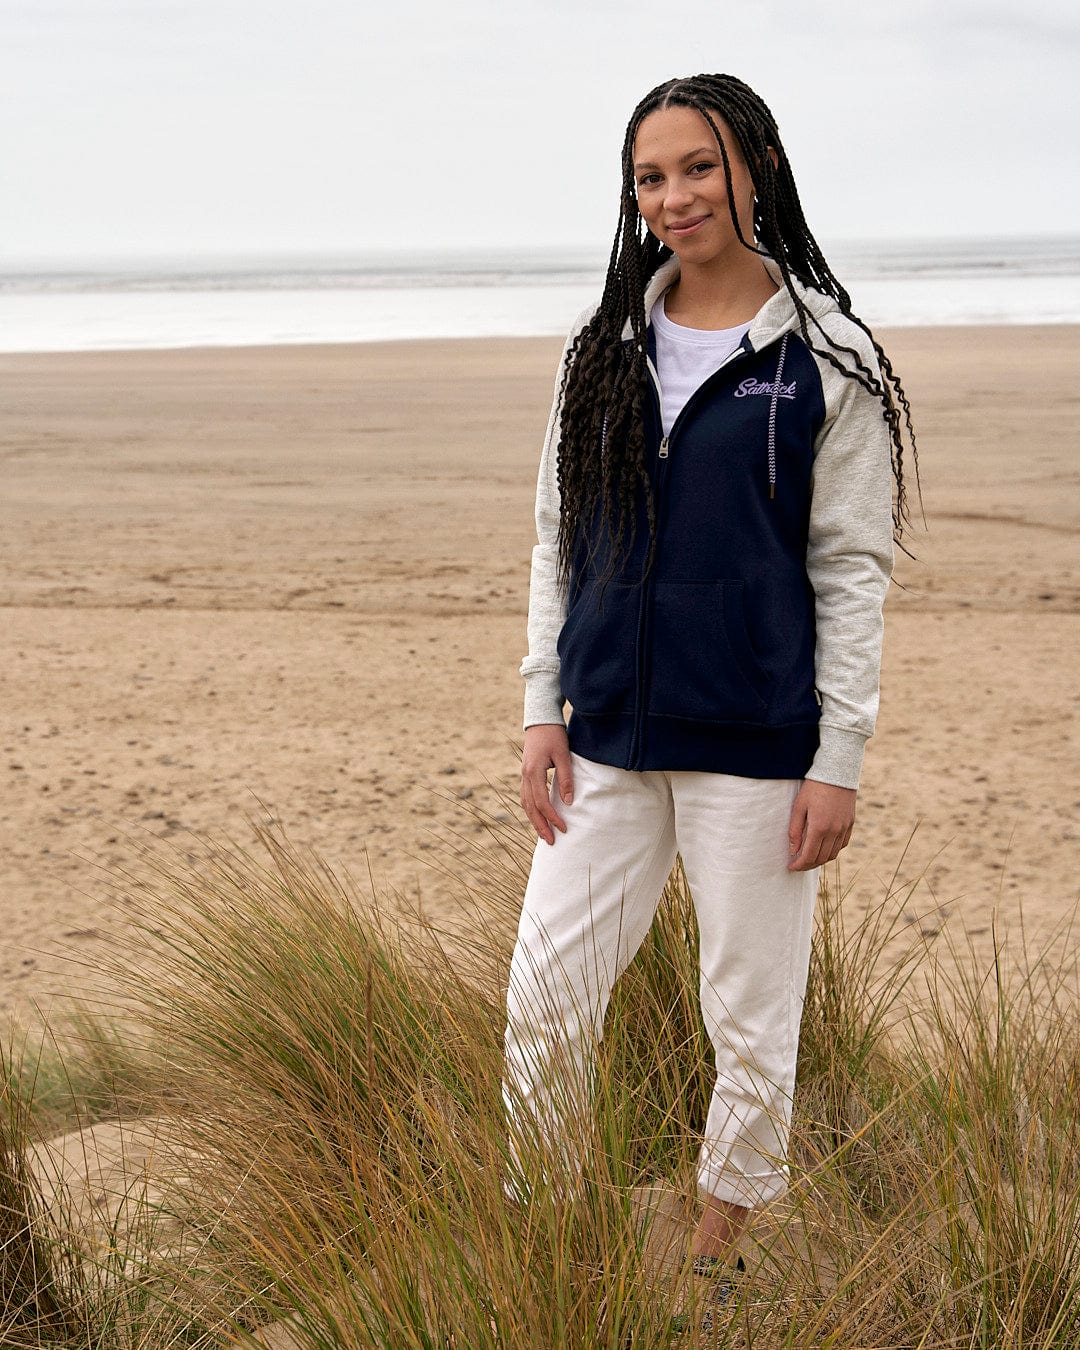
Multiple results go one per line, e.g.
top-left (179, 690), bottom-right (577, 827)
top-left (523, 670), bottom-right (565, 730)
top-left (804, 726), bottom-right (868, 790)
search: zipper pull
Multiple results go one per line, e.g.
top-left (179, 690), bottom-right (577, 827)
top-left (658, 436), bottom-right (669, 460)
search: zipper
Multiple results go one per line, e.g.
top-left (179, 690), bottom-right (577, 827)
top-left (647, 357), bottom-right (670, 459)
top-left (647, 341), bottom-right (749, 461)
top-left (630, 337), bottom-right (756, 766)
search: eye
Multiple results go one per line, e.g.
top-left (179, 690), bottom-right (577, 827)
top-left (637, 173), bottom-right (662, 188)
top-left (688, 161), bottom-right (716, 175)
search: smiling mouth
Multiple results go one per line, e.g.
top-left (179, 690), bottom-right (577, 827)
top-left (667, 215), bottom-right (710, 235)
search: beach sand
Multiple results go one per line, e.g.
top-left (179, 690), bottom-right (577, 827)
top-left (1, 327), bottom-right (1077, 1029)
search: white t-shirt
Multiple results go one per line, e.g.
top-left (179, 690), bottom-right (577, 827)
top-left (651, 294), bottom-right (751, 437)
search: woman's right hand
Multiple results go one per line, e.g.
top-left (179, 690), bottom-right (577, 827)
top-left (520, 724), bottom-right (575, 845)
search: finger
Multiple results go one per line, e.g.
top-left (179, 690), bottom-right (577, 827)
top-left (522, 798), bottom-right (548, 845)
top-left (789, 822), bottom-right (828, 872)
top-left (527, 764), bottom-right (567, 838)
top-left (537, 792), bottom-right (567, 838)
top-left (826, 822), bottom-right (854, 863)
top-left (821, 829), bottom-right (847, 866)
top-left (528, 800), bottom-right (555, 845)
top-left (821, 832), bottom-right (846, 865)
top-left (552, 748), bottom-right (574, 805)
top-left (787, 796), bottom-right (807, 858)
top-left (521, 773), bottom-right (555, 845)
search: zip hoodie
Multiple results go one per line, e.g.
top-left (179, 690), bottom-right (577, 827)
top-left (520, 256), bottom-right (895, 789)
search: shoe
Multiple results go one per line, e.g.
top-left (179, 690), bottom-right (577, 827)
top-left (670, 1253), bottom-right (746, 1336)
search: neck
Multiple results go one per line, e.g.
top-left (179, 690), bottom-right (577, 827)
top-left (662, 246), bottom-right (779, 330)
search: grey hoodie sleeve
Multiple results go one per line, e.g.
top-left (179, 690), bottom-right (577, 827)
top-left (803, 316), bottom-right (895, 789)
top-left (520, 312), bottom-right (593, 728)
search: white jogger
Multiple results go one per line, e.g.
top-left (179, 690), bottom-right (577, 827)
top-left (503, 752), bottom-right (819, 1208)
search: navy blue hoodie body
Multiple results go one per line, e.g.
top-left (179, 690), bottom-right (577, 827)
top-left (558, 321), bottom-right (826, 779)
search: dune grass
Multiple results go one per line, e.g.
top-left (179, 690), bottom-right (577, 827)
top-left (2, 811), bottom-right (1079, 1347)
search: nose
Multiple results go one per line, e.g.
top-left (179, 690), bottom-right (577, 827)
top-left (663, 175), bottom-right (694, 212)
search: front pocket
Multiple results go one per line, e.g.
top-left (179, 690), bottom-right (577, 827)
top-left (647, 580), bottom-right (772, 722)
top-left (557, 580), bottom-right (641, 717)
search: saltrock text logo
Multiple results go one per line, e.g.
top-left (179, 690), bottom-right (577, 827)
top-left (734, 377), bottom-right (797, 399)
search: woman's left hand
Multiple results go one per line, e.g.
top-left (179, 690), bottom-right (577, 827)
top-left (787, 780), bottom-right (857, 871)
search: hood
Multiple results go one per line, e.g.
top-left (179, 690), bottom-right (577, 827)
top-left (625, 252), bottom-right (839, 352)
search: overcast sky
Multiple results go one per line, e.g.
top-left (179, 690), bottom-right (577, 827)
top-left (3, 0), bottom-right (1079, 264)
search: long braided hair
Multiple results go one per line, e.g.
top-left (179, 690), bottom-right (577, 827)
top-left (555, 73), bottom-right (920, 586)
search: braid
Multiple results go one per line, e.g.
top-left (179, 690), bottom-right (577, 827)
top-left (555, 73), bottom-right (921, 583)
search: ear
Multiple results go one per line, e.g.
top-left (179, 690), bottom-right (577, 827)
top-left (751, 146), bottom-right (780, 176)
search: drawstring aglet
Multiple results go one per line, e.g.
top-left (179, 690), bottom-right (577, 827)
top-left (769, 483), bottom-right (775, 499)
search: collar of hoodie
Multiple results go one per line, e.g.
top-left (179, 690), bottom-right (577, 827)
top-left (623, 253), bottom-right (832, 501)
top-left (622, 252), bottom-right (838, 350)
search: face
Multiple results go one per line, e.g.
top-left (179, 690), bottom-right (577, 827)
top-left (632, 104), bottom-right (757, 265)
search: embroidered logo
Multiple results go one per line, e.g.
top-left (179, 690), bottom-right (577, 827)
top-left (734, 377), bottom-right (796, 399)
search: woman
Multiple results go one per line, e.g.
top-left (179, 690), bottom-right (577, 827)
top-left (503, 72), bottom-right (918, 1313)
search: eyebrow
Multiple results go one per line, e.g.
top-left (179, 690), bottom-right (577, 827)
top-left (633, 146), bottom-right (718, 172)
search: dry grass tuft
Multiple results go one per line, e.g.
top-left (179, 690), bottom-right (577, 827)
top-left (3, 813), bottom-right (1079, 1346)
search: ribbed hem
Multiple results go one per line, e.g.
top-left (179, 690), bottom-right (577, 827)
top-left (522, 671), bottom-right (565, 729)
top-left (568, 714), bottom-right (819, 779)
top-left (804, 725), bottom-right (868, 790)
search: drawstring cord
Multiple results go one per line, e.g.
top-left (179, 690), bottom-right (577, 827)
top-left (766, 332), bottom-right (790, 500)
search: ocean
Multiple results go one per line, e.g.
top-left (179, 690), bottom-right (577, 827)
top-left (2, 236), bottom-right (1078, 354)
